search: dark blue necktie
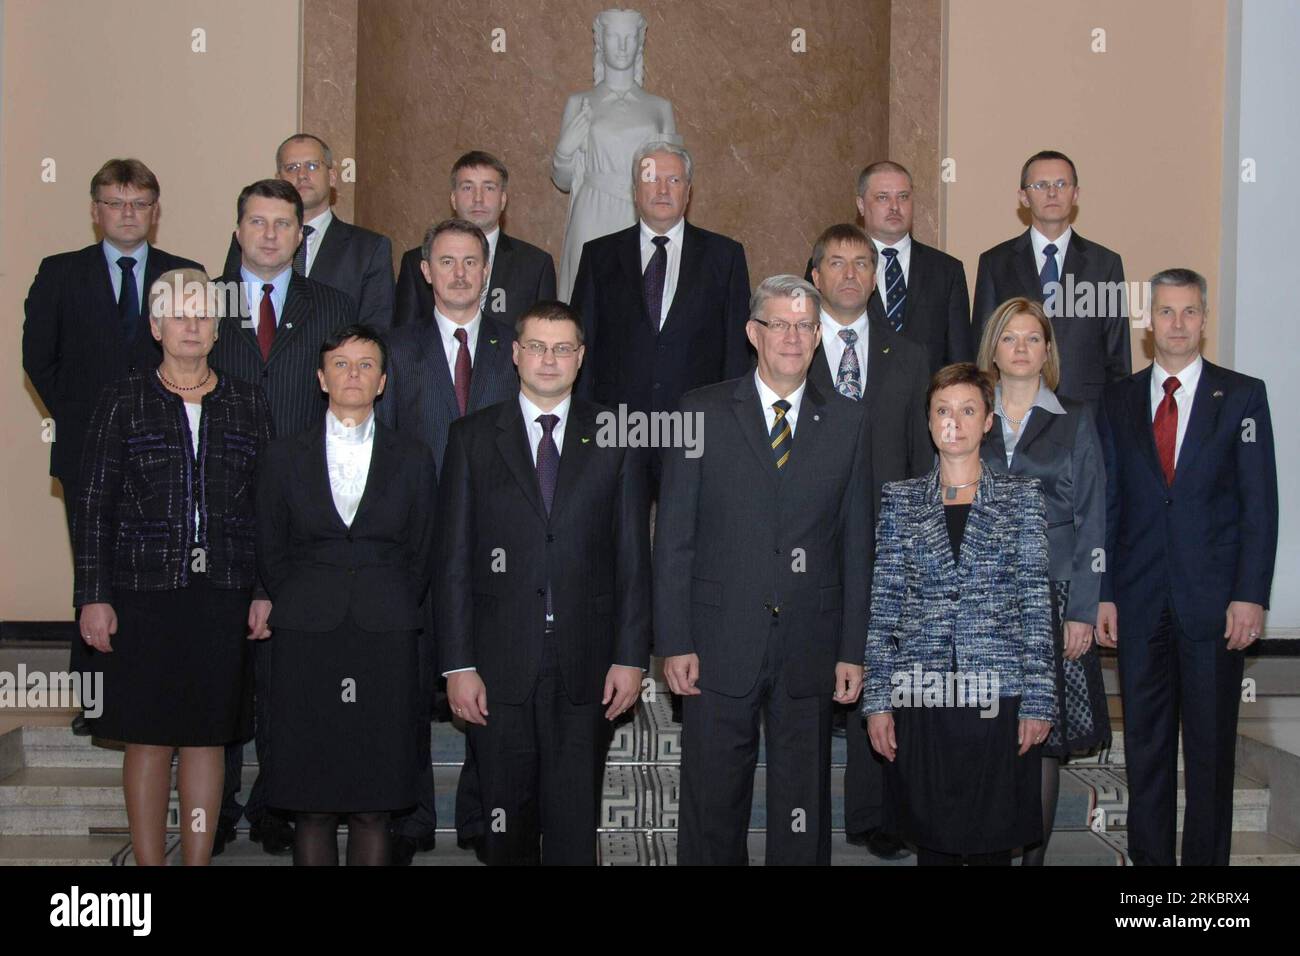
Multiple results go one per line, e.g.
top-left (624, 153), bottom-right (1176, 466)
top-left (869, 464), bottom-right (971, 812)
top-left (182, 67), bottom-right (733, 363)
top-left (882, 248), bottom-right (906, 332)
top-left (1039, 243), bottom-right (1059, 312)
top-left (536, 414), bottom-right (560, 619)
top-left (292, 224), bottom-right (315, 276)
top-left (117, 256), bottom-right (139, 341)
top-left (643, 234), bottom-right (669, 330)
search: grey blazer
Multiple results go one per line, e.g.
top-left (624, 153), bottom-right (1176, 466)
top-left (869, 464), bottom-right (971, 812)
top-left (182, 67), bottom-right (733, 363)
top-left (981, 396), bottom-right (1105, 625)
top-left (862, 466), bottom-right (1055, 722)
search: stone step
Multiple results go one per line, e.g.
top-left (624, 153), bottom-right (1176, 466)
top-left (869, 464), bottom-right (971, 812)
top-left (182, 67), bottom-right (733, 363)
top-left (0, 834), bottom-right (125, 865)
top-left (1068, 765), bottom-right (1271, 834)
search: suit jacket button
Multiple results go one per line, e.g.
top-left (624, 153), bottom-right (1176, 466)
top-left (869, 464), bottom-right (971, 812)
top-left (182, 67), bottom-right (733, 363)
top-left (537, 588), bottom-right (546, 597)
top-left (652, 382), bottom-right (661, 390)
top-left (773, 547), bottom-right (782, 555)
top-left (346, 532), bottom-right (353, 542)
top-left (546, 533), bottom-right (555, 543)
top-left (1165, 497), bottom-right (1172, 505)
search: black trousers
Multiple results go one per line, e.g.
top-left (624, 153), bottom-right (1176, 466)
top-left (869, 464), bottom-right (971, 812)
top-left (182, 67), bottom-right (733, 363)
top-left (392, 625), bottom-right (438, 839)
top-left (842, 703), bottom-right (886, 834)
top-left (467, 631), bottom-right (604, 865)
top-left (678, 624), bottom-right (833, 865)
top-left (1119, 601), bottom-right (1245, 866)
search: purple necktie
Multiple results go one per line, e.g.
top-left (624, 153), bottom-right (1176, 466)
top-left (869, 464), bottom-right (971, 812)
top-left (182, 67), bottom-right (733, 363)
top-left (643, 235), bottom-right (669, 330)
top-left (536, 413), bottom-right (560, 619)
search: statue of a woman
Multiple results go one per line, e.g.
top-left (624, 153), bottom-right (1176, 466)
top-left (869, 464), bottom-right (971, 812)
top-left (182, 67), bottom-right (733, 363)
top-left (552, 8), bottom-right (678, 301)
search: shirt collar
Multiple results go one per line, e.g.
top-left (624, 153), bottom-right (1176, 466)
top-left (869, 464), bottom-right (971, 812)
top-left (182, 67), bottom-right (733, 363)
top-left (305, 208), bottom-right (333, 235)
top-left (325, 407), bottom-right (375, 444)
top-left (240, 265), bottom-right (292, 297)
top-left (640, 217), bottom-right (686, 246)
top-left (484, 226), bottom-right (501, 260)
top-left (754, 369), bottom-right (807, 414)
top-left (434, 307), bottom-right (482, 344)
top-left (871, 233), bottom-right (911, 257)
top-left (518, 390), bottom-right (572, 429)
top-left (994, 377), bottom-right (1066, 419)
top-left (1153, 354), bottom-right (1203, 395)
top-left (1030, 225), bottom-right (1072, 258)
top-left (819, 308), bottom-right (869, 339)
top-left (103, 238), bottom-right (148, 264)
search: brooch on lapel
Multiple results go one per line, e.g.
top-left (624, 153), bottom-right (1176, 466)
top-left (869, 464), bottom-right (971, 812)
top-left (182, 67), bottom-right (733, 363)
top-left (581, 437), bottom-right (591, 444)
top-left (489, 338), bottom-right (498, 345)
top-left (882, 347), bottom-right (890, 354)
top-left (813, 414), bottom-right (821, 422)
top-left (284, 322), bottom-right (293, 330)
top-left (1213, 390), bottom-right (1224, 399)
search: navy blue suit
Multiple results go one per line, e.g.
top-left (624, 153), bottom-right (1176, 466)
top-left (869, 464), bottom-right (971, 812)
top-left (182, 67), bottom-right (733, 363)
top-left (1099, 359), bottom-right (1277, 865)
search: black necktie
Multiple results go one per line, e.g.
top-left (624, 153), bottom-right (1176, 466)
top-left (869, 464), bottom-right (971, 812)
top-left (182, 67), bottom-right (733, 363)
top-left (643, 235), bottom-right (669, 330)
top-left (293, 224), bottom-right (316, 276)
top-left (1039, 242), bottom-right (1059, 309)
top-left (117, 256), bottom-right (139, 341)
top-left (536, 414), bottom-right (560, 619)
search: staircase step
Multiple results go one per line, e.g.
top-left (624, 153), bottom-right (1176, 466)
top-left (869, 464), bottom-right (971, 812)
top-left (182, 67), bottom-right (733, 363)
top-left (0, 833), bottom-right (125, 865)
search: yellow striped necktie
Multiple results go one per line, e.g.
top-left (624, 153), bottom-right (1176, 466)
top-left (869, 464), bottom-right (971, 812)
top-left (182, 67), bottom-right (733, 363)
top-left (769, 399), bottom-right (792, 469)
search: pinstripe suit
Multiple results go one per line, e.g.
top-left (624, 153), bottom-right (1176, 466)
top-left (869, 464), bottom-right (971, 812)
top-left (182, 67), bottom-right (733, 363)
top-left (209, 269), bottom-right (353, 831)
top-left (376, 313), bottom-right (518, 843)
top-left (209, 272), bottom-right (355, 438)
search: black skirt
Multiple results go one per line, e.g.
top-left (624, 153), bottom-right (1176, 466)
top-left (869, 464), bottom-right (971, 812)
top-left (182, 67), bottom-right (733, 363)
top-left (885, 694), bottom-right (1042, 856)
top-left (266, 615), bottom-right (419, 813)
top-left (89, 575), bottom-right (253, 747)
top-left (1045, 579), bottom-right (1112, 758)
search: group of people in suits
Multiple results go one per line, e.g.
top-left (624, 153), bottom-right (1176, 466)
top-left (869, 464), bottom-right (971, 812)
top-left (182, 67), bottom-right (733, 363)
top-left (21, 136), bottom-right (1278, 867)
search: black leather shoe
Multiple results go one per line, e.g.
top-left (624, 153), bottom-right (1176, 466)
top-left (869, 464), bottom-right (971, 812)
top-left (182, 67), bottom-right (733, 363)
top-left (250, 816), bottom-right (294, 856)
top-left (70, 713), bottom-right (92, 736)
top-left (831, 708), bottom-right (848, 738)
top-left (844, 829), bottom-right (870, 847)
top-left (865, 828), bottom-right (910, 860)
top-left (670, 694), bottom-right (682, 724)
top-left (391, 832), bottom-right (436, 867)
top-left (211, 822), bottom-right (237, 857)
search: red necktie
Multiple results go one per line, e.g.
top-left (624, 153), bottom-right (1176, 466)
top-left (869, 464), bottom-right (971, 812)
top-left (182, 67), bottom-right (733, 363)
top-left (1153, 376), bottom-right (1180, 485)
top-left (453, 327), bottom-right (472, 416)
top-left (257, 283), bottom-right (276, 362)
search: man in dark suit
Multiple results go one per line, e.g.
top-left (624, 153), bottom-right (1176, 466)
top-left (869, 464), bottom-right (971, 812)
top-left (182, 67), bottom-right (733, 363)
top-left (23, 157), bottom-right (203, 738)
top-left (210, 178), bottom-right (356, 856)
top-left (570, 140), bottom-right (751, 489)
top-left (222, 134), bottom-right (394, 328)
top-left (378, 218), bottom-right (518, 863)
top-left (1096, 268), bottom-right (1277, 866)
top-left (436, 301), bottom-right (652, 865)
top-left (973, 150), bottom-right (1130, 408)
top-left (394, 150), bottom-right (556, 330)
top-left (808, 224), bottom-right (929, 859)
top-left (655, 274), bottom-right (873, 865)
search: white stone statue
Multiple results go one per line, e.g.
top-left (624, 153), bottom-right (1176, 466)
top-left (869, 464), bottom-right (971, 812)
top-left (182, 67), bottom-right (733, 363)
top-left (552, 8), bottom-right (679, 301)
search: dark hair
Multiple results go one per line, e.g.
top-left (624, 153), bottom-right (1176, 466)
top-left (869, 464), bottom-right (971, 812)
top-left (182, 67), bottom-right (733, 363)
top-left (90, 158), bottom-right (159, 199)
top-left (237, 179), bottom-right (304, 225)
top-left (275, 133), bottom-right (333, 170)
top-left (450, 150), bottom-right (509, 191)
top-left (810, 223), bottom-right (876, 272)
top-left (421, 217), bottom-right (489, 263)
top-left (855, 160), bottom-right (912, 197)
top-left (927, 362), bottom-right (995, 416)
top-left (319, 323), bottom-right (389, 373)
top-left (1019, 150), bottom-right (1078, 189)
top-left (514, 300), bottom-right (585, 345)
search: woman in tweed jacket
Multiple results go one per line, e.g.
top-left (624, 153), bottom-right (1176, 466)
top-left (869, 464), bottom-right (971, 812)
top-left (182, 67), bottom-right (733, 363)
top-left (75, 269), bottom-right (273, 866)
top-left (863, 363), bottom-right (1055, 865)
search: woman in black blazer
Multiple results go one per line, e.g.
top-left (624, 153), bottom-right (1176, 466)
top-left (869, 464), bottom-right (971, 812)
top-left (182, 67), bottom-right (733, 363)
top-left (978, 297), bottom-right (1110, 865)
top-left (76, 269), bottom-right (273, 865)
top-left (256, 324), bottom-right (437, 866)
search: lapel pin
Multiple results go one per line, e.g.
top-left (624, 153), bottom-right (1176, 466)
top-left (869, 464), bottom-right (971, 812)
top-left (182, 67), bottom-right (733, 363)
top-left (1213, 390), bottom-right (1223, 398)
top-left (813, 414), bottom-right (820, 422)
top-left (882, 347), bottom-right (890, 354)
top-left (489, 339), bottom-right (498, 345)
top-left (581, 437), bottom-right (591, 444)
top-left (284, 322), bottom-right (293, 330)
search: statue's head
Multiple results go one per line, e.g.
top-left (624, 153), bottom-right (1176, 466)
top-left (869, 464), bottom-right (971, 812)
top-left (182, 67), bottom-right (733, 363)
top-left (593, 9), bottom-right (647, 86)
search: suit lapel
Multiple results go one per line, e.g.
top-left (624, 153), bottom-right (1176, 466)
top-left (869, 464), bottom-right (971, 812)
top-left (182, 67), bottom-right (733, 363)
top-left (87, 246), bottom-right (119, 315)
top-left (550, 401), bottom-right (598, 524)
top-left (779, 381), bottom-right (829, 486)
top-left (808, 342), bottom-right (835, 396)
top-left (1126, 367), bottom-right (1165, 485)
top-left (901, 241), bottom-right (924, 321)
top-left (467, 320), bottom-right (511, 412)
top-left (958, 468), bottom-right (1000, 575)
top-left (863, 317), bottom-right (898, 408)
top-left (268, 275), bottom-right (312, 364)
top-left (310, 217), bottom-right (347, 279)
top-left (866, 288), bottom-right (887, 326)
top-left (1062, 231), bottom-right (1089, 280)
top-left (1172, 361), bottom-right (1224, 485)
top-left (732, 375), bottom-right (779, 490)
top-left (349, 417), bottom-right (395, 529)
top-left (982, 418), bottom-right (1009, 471)
top-left (661, 222), bottom-right (702, 335)
top-left (425, 323), bottom-right (460, 420)
top-left (303, 424), bottom-right (348, 532)
top-left (488, 232), bottom-right (514, 298)
top-left (495, 397), bottom-right (546, 521)
top-left (1010, 405), bottom-right (1055, 466)
top-left (617, 228), bottom-right (650, 332)
top-left (1014, 230), bottom-right (1042, 302)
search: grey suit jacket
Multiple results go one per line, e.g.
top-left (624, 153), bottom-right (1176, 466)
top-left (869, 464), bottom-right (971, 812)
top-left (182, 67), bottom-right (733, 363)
top-left (376, 316), bottom-right (518, 474)
top-left (981, 396), bottom-right (1105, 624)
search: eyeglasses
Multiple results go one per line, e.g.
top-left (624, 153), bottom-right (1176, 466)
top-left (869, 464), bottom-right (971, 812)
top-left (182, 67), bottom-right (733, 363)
top-left (280, 161), bottom-right (325, 174)
top-left (1023, 179), bottom-right (1074, 192)
top-left (753, 318), bottom-right (818, 336)
top-left (96, 199), bottom-right (155, 213)
top-left (520, 341), bottom-right (580, 358)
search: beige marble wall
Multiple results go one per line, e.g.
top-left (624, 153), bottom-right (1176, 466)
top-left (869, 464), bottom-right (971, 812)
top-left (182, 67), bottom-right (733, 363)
top-left (888, 0), bottom-right (943, 246)
top-left (302, 0), bottom-right (359, 222)
top-left (353, 0), bottom-right (893, 283)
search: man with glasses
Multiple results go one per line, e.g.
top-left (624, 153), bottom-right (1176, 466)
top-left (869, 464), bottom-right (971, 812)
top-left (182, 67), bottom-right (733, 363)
top-left (973, 149), bottom-right (1130, 409)
top-left (378, 217), bottom-right (519, 863)
top-left (435, 300), bottom-right (651, 864)
top-left (654, 275), bottom-right (873, 865)
top-left (223, 133), bottom-right (394, 328)
top-left (23, 158), bottom-right (203, 737)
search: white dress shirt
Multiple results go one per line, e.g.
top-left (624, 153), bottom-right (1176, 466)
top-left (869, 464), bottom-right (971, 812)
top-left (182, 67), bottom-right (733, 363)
top-left (480, 226), bottom-right (501, 311)
top-left (519, 391), bottom-right (571, 465)
top-left (872, 233), bottom-right (912, 303)
top-left (1030, 225), bottom-right (1071, 279)
top-left (639, 217), bottom-right (686, 328)
top-left (434, 308), bottom-right (482, 381)
top-left (184, 401), bottom-right (202, 541)
top-left (324, 408), bottom-right (375, 527)
top-left (755, 371), bottom-right (806, 437)
top-left (303, 208), bottom-right (333, 277)
top-left (819, 309), bottom-right (870, 392)
top-left (102, 239), bottom-right (148, 306)
top-left (1151, 354), bottom-right (1203, 465)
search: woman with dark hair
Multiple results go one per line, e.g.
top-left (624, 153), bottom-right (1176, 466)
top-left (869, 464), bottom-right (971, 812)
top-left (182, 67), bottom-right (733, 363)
top-left (977, 298), bottom-right (1110, 865)
top-left (75, 269), bottom-right (272, 865)
top-left (863, 362), bottom-right (1056, 865)
top-left (256, 323), bottom-right (437, 865)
